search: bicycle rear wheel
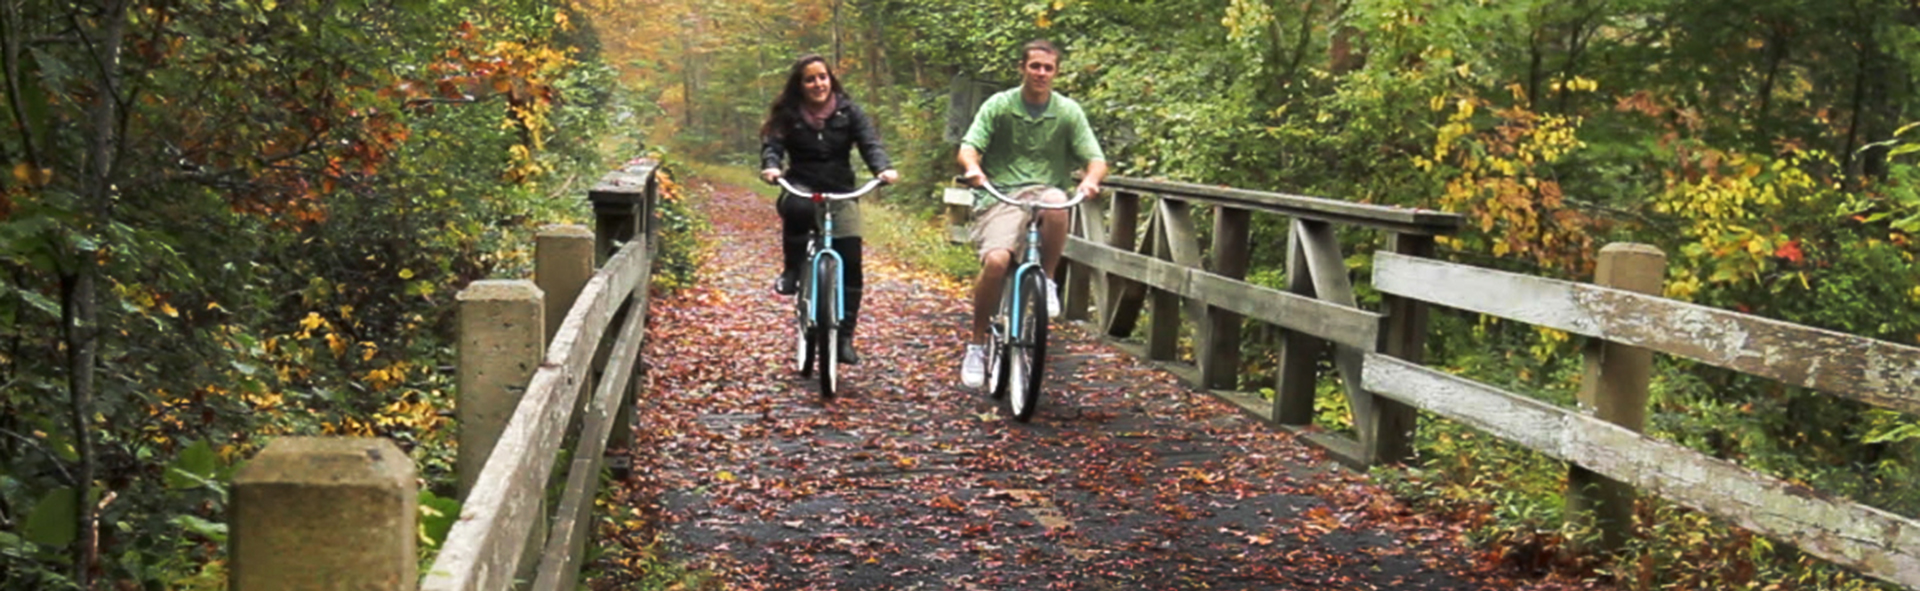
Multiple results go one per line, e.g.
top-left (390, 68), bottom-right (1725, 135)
top-left (1003, 269), bottom-right (1048, 422)
top-left (813, 257), bottom-right (840, 399)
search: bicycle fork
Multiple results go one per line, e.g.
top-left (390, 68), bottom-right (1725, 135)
top-left (1003, 206), bottom-right (1046, 346)
top-left (807, 200), bottom-right (845, 330)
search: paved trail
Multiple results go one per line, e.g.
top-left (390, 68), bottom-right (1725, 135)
top-left (606, 180), bottom-right (1593, 590)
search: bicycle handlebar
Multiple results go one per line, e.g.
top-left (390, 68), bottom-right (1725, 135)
top-left (774, 176), bottom-right (887, 202)
top-left (952, 176), bottom-right (1090, 210)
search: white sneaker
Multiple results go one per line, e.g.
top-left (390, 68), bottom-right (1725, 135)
top-left (961, 344), bottom-right (988, 388)
top-left (1045, 278), bottom-right (1062, 318)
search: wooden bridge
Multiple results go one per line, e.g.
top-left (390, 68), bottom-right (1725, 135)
top-left (221, 160), bottom-right (1920, 589)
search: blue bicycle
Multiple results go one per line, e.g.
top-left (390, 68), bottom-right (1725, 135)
top-left (774, 176), bottom-right (885, 400)
top-left (960, 178), bottom-right (1089, 421)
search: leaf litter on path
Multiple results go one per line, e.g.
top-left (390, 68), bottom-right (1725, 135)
top-left (591, 179), bottom-right (1608, 590)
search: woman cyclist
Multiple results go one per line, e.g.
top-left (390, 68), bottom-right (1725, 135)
top-left (760, 54), bottom-right (899, 365)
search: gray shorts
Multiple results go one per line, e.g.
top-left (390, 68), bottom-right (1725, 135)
top-left (969, 186), bottom-right (1067, 261)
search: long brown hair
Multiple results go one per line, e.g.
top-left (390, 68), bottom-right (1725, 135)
top-left (760, 54), bottom-right (846, 139)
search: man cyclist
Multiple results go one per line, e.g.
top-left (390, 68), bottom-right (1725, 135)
top-left (955, 38), bottom-right (1108, 389)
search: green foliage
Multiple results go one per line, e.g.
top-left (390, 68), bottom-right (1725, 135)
top-left (0, 0), bottom-right (630, 586)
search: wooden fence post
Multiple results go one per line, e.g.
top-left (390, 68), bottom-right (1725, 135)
top-left (943, 187), bottom-right (973, 244)
top-left (1201, 206), bottom-right (1250, 389)
top-left (230, 437), bottom-right (416, 590)
top-left (590, 169), bottom-right (650, 479)
top-left (1568, 242), bottom-right (1665, 553)
top-left (1146, 199), bottom-right (1189, 361)
top-left (1272, 223), bottom-right (1321, 425)
top-left (1368, 234), bottom-right (1433, 466)
top-left (1103, 191), bottom-right (1144, 337)
top-left (456, 279), bottom-right (546, 575)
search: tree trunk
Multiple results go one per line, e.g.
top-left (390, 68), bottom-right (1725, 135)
top-left (1328, 1), bottom-right (1365, 74)
top-left (68, 2), bottom-right (130, 586)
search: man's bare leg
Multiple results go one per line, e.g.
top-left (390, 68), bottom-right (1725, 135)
top-left (972, 249), bottom-right (1012, 343)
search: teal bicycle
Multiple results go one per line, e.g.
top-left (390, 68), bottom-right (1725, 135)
top-left (959, 177), bottom-right (1089, 421)
top-left (774, 176), bottom-right (885, 400)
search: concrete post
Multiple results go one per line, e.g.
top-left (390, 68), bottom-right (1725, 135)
top-left (230, 437), bottom-right (416, 590)
top-left (1568, 242), bottom-right (1665, 554)
top-left (455, 279), bottom-right (545, 497)
top-left (537, 225), bottom-right (596, 343)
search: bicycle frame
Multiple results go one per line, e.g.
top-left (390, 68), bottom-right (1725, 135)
top-left (775, 177), bottom-right (885, 331)
top-left (967, 181), bottom-right (1088, 327)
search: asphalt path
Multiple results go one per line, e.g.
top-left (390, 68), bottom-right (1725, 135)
top-left (609, 179), bottom-right (1584, 590)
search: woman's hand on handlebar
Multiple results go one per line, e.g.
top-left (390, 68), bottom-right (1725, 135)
top-left (878, 169), bottom-right (900, 185)
top-left (760, 168), bottom-right (781, 184)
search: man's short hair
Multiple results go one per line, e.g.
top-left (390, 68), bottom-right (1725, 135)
top-left (1020, 39), bottom-right (1060, 65)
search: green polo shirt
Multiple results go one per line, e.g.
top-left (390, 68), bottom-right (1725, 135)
top-left (961, 88), bottom-right (1106, 210)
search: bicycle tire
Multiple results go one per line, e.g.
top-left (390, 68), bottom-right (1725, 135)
top-left (988, 320), bottom-right (1009, 400)
top-left (794, 272), bottom-right (814, 376)
top-left (1004, 269), bottom-right (1048, 422)
top-left (814, 256), bottom-right (839, 400)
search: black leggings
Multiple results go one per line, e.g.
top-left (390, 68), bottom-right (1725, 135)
top-left (778, 194), bottom-right (864, 337)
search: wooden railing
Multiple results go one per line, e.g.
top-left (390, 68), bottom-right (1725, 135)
top-left (1062, 175), bottom-right (1460, 467)
top-left (1062, 174), bottom-right (1920, 588)
top-left (226, 160), bottom-right (664, 590)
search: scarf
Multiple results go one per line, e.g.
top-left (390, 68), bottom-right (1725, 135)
top-left (802, 94), bottom-right (837, 130)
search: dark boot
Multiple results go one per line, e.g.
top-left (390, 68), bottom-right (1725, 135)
top-left (773, 236), bottom-right (808, 295)
top-left (836, 315), bottom-right (860, 365)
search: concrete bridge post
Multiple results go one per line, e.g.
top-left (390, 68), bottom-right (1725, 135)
top-left (230, 437), bottom-right (416, 590)
top-left (455, 278), bottom-right (546, 577)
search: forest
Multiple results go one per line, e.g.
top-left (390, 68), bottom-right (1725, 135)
top-left (3, 0), bottom-right (1919, 589)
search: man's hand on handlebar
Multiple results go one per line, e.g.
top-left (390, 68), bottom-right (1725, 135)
top-left (760, 168), bottom-right (781, 184)
top-left (1074, 181), bottom-right (1101, 201)
top-left (958, 168), bottom-right (986, 188)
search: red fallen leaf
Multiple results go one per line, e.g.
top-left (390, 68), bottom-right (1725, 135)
top-left (1774, 239), bottom-right (1804, 263)
top-left (929, 494), bottom-right (966, 513)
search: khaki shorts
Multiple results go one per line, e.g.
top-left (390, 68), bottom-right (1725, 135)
top-left (969, 186), bottom-right (1068, 261)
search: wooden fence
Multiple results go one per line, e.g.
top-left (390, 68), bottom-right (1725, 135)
top-left (227, 160), bottom-right (663, 590)
top-left (1061, 174), bottom-right (1920, 588)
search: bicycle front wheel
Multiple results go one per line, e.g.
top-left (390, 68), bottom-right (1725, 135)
top-left (1003, 269), bottom-right (1048, 422)
top-left (793, 277), bottom-right (814, 376)
top-left (813, 257), bottom-right (840, 400)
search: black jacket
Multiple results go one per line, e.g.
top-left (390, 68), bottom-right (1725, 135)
top-left (760, 94), bottom-right (891, 193)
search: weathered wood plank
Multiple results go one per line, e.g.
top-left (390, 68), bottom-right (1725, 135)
top-left (1201, 206), bottom-right (1251, 389)
top-left (1273, 228), bottom-right (1321, 425)
top-left (1293, 220), bottom-right (1379, 458)
top-left (532, 256), bottom-right (651, 591)
top-left (1102, 175), bottom-right (1462, 235)
top-left (1101, 192), bottom-right (1144, 337)
top-left (1373, 251), bottom-right (1920, 416)
top-left (1065, 236), bottom-right (1379, 348)
top-left (1158, 198), bottom-right (1209, 347)
top-left (424, 238), bottom-right (651, 591)
top-left (1147, 199), bottom-right (1200, 361)
top-left (1363, 354), bottom-right (1920, 589)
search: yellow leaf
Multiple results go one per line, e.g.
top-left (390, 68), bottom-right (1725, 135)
top-left (398, 268), bottom-right (415, 279)
top-left (716, 470), bottom-right (736, 482)
top-left (159, 302), bottom-right (178, 317)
